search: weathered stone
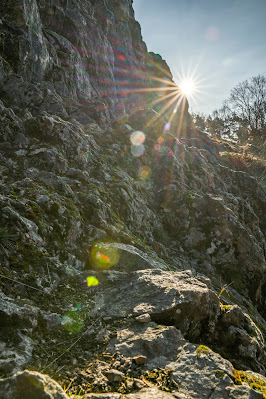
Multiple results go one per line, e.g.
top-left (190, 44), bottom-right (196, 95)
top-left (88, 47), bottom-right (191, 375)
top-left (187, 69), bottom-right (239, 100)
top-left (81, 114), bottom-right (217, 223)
top-left (123, 387), bottom-right (179, 398)
top-left (168, 344), bottom-right (264, 399)
top-left (0, 370), bottom-right (69, 398)
top-left (94, 269), bottom-right (220, 341)
top-left (109, 323), bottom-right (185, 369)
top-left (104, 369), bottom-right (125, 382)
top-left (135, 314), bottom-right (152, 323)
top-left (132, 379), bottom-right (145, 389)
top-left (0, 0), bottom-right (265, 396)
top-left (83, 395), bottom-right (121, 399)
top-left (0, 294), bottom-right (39, 374)
top-left (132, 356), bottom-right (147, 366)
top-left (215, 305), bottom-right (265, 374)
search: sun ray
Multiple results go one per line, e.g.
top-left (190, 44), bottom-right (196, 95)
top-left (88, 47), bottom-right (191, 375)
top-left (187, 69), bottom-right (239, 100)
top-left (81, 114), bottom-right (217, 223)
top-left (143, 87), bottom-right (181, 109)
top-left (143, 91), bottom-right (183, 129)
top-left (127, 86), bottom-right (180, 93)
top-left (172, 59), bottom-right (208, 111)
top-left (175, 96), bottom-right (187, 139)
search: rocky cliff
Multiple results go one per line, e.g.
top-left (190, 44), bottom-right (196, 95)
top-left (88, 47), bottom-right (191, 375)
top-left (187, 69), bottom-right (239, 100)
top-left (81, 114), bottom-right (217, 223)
top-left (0, 1), bottom-right (265, 398)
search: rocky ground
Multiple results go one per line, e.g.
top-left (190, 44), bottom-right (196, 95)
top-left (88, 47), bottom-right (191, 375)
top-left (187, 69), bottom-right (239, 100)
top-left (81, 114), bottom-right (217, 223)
top-left (0, 0), bottom-right (266, 398)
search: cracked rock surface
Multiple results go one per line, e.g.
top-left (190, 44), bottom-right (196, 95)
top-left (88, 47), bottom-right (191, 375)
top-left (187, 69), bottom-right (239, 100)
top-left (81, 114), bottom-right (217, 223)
top-left (0, 0), bottom-right (265, 398)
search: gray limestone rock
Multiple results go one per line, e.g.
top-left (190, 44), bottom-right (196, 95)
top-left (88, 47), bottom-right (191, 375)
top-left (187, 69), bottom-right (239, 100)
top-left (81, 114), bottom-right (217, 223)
top-left (215, 305), bottom-right (266, 374)
top-left (104, 369), bottom-right (125, 382)
top-left (0, 0), bottom-right (265, 396)
top-left (83, 395), bottom-right (122, 399)
top-left (124, 388), bottom-right (179, 399)
top-left (168, 344), bottom-right (263, 399)
top-left (83, 388), bottom-right (182, 399)
top-left (0, 370), bottom-right (69, 399)
top-left (92, 269), bottom-right (220, 341)
top-left (108, 323), bottom-right (185, 369)
top-left (0, 294), bottom-right (39, 375)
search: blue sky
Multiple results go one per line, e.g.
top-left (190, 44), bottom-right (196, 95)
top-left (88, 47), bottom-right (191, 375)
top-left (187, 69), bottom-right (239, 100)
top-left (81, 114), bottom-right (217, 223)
top-left (133, 0), bottom-right (266, 115)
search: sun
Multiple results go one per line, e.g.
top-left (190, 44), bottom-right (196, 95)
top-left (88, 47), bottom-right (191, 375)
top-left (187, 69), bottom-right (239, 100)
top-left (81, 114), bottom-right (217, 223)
top-left (173, 63), bottom-right (207, 110)
top-left (179, 79), bottom-right (195, 96)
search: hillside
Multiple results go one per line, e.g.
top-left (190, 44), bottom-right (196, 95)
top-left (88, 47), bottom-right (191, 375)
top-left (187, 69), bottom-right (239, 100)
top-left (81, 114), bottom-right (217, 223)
top-left (0, 1), bottom-right (265, 398)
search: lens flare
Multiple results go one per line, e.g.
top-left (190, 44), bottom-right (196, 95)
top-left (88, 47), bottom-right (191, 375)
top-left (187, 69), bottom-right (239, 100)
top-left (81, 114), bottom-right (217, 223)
top-left (154, 143), bottom-right (161, 152)
top-left (205, 26), bottom-right (219, 41)
top-left (86, 276), bottom-right (99, 287)
top-left (130, 131), bottom-right (146, 146)
top-left (61, 310), bottom-right (86, 333)
top-left (90, 243), bottom-right (120, 270)
top-left (131, 144), bottom-right (145, 157)
top-left (96, 253), bottom-right (110, 264)
top-left (140, 165), bottom-right (151, 179)
top-left (164, 122), bottom-right (171, 131)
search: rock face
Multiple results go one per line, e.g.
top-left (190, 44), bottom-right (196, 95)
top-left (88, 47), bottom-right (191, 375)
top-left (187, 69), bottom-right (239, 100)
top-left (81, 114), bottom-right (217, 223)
top-left (0, 0), bottom-right (265, 398)
top-left (0, 0), bottom-right (180, 122)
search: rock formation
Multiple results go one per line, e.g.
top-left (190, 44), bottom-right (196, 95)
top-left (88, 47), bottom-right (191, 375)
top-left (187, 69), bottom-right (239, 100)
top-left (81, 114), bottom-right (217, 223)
top-left (0, 0), bottom-right (265, 398)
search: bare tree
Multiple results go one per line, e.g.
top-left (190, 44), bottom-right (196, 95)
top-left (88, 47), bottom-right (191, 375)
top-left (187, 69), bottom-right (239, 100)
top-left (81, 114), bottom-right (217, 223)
top-left (229, 75), bottom-right (266, 136)
top-left (191, 75), bottom-right (266, 145)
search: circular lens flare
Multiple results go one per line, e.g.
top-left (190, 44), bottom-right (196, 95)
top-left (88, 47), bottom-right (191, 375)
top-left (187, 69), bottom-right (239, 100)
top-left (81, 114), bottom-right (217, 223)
top-left (86, 276), bottom-right (99, 287)
top-left (131, 144), bottom-right (145, 157)
top-left (90, 243), bottom-right (120, 270)
top-left (61, 309), bottom-right (86, 333)
top-left (140, 165), bottom-right (151, 180)
top-left (130, 131), bottom-right (146, 146)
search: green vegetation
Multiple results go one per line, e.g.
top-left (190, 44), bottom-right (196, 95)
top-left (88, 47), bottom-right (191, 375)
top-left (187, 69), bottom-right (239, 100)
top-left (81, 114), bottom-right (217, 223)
top-left (185, 191), bottom-right (196, 202)
top-left (220, 304), bottom-right (232, 312)
top-left (234, 369), bottom-right (266, 398)
top-left (0, 227), bottom-right (18, 256)
top-left (218, 280), bottom-right (234, 299)
top-left (143, 368), bottom-right (176, 391)
top-left (10, 241), bottom-right (47, 273)
top-left (153, 226), bottom-right (169, 244)
top-left (192, 75), bottom-right (266, 144)
top-left (196, 345), bottom-right (212, 358)
top-left (215, 370), bottom-right (226, 379)
top-left (64, 386), bottom-right (84, 398)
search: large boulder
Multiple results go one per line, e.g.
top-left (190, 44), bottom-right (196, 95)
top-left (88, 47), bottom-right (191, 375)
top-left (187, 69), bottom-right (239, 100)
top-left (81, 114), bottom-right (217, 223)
top-left (0, 370), bottom-right (68, 399)
top-left (168, 344), bottom-right (264, 399)
top-left (91, 269), bottom-right (220, 341)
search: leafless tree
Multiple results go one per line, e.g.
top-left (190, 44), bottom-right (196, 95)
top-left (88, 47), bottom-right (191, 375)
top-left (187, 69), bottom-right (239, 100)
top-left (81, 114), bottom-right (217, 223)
top-left (229, 75), bottom-right (266, 136)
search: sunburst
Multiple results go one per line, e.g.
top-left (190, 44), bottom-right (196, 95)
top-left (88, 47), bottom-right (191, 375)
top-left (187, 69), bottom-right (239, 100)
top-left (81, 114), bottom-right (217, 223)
top-left (180, 79), bottom-right (195, 96)
top-left (116, 55), bottom-right (206, 138)
top-left (173, 61), bottom-right (208, 110)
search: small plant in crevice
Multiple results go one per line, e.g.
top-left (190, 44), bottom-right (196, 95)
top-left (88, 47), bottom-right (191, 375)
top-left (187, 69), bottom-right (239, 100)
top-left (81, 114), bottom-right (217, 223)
top-left (218, 280), bottom-right (234, 299)
top-left (220, 304), bottom-right (232, 313)
top-left (143, 368), bottom-right (177, 392)
top-left (0, 227), bottom-right (18, 256)
top-left (64, 380), bottom-right (84, 398)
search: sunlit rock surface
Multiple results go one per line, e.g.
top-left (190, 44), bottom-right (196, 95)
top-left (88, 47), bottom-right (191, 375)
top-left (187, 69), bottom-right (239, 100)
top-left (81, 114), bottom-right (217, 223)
top-left (0, 0), bottom-right (265, 397)
top-left (0, 370), bottom-right (69, 398)
top-left (92, 269), bottom-right (220, 341)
